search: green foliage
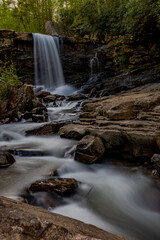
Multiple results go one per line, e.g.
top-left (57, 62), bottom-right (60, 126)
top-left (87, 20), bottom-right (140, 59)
top-left (0, 61), bottom-right (19, 102)
top-left (0, 0), bottom-right (159, 40)
top-left (118, 55), bottom-right (128, 68)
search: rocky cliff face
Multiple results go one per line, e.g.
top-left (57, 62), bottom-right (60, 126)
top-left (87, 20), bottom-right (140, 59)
top-left (0, 29), bottom-right (34, 84)
top-left (1, 28), bottom-right (160, 89)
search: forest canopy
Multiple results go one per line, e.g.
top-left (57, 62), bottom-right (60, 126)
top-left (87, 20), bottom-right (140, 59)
top-left (0, 0), bottom-right (160, 40)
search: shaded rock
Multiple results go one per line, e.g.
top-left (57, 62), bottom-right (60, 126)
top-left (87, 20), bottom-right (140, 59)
top-left (0, 84), bottom-right (47, 123)
top-left (151, 154), bottom-right (160, 174)
top-left (22, 111), bottom-right (32, 120)
top-left (32, 107), bottom-right (47, 114)
top-left (75, 135), bottom-right (105, 164)
top-left (32, 114), bottom-right (44, 122)
top-left (29, 178), bottom-right (78, 196)
top-left (66, 93), bottom-right (88, 101)
top-left (0, 196), bottom-right (128, 240)
top-left (59, 124), bottom-right (87, 139)
top-left (43, 94), bottom-right (65, 103)
top-left (0, 151), bottom-right (15, 167)
top-left (26, 121), bottom-right (70, 136)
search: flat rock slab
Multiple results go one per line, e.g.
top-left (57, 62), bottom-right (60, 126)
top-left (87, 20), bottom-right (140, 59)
top-left (0, 196), bottom-right (129, 240)
top-left (29, 178), bottom-right (78, 195)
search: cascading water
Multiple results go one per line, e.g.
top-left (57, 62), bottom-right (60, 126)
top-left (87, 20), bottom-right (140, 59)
top-left (90, 52), bottom-right (99, 75)
top-left (33, 33), bottom-right (64, 90)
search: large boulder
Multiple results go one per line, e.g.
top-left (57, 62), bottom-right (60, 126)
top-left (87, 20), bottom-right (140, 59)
top-left (59, 124), bottom-right (87, 139)
top-left (0, 196), bottom-right (128, 240)
top-left (0, 151), bottom-right (15, 167)
top-left (75, 135), bottom-right (105, 164)
top-left (29, 178), bottom-right (78, 196)
top-left (0, 84), bottom-right (47, 123)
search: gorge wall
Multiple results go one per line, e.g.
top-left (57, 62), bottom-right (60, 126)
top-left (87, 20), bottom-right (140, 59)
top-left (0, 28), bottom-right (160, 89)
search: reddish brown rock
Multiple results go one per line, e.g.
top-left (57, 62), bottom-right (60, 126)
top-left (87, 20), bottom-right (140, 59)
top-left (29, 178), bottom-right (78, 195)
top-left (75, 135), bottom-right (105, 164)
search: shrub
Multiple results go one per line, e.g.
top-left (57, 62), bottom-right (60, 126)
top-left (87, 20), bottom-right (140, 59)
top-left (0, 62), bottom-right (19, 102)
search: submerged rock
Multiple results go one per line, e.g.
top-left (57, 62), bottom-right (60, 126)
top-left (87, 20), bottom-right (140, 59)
top-left (75, 135), bottom-right (105, 164)
top-left (0, 196), bottom-right (128, 240)
top-left (29, 178), bottom-right (78, 196)
top-left (0, 151), bottom-right (15, 167)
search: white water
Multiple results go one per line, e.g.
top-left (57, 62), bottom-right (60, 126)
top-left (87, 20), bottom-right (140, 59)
top-left (33, 33), bottom-right (64, 90)
top-left (0, 118), bottom-right (160, 240)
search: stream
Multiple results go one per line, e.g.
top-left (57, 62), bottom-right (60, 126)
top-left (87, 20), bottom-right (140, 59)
top-left (0, 101), bottom-right (160, 240)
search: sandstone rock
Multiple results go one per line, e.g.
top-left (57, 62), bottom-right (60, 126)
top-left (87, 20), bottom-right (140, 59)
top-left (151, 154), bottom-right (160, 174)
top-left (0, 151), bottom-right (15, 167)
top-left (75, 135), bottom-right (105, 164)
top-left (29, 178), bottom-right (78, 196)
top-left (0, 29), bottom-right (16, 38)
top-left (59, 124), bottom-right (87, 139)
top-left (0, 196), bottom-right (128, 240)
top-left (108, 110), bottom-right (137, 120)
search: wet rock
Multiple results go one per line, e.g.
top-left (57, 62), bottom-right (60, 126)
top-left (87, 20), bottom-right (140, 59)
top-left (35, 91), bottom-right (50, 98)
top-left (151, 154), bottom-right (160, 174)
top-left (66, 93), bottom-right (88, 101)
top-left (0, 196), bottom-right (128, 240)
top-left (29, 178), bottom-right (78, 196)
top-left (31, 107), bottom-right (47, 114)
top-left (59, 124), bottom-right (87, 139)
top-left (0, 151), bottom-right (15, 167)
top-left (32, 114), bottom-right (44, 122)
top-left (75, 135), bottom-right (105, 164)
top-left (26, 121), bottom-right (70, 136)
top-left (22, 111), bottom-right (32, 120)
top-left (43, 94), bottom-right (65, 103)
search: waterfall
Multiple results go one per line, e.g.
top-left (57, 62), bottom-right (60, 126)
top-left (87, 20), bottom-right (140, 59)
top-left (90, 53), bottom-right (99, 75)
top-left (33, 33), bottom-right (64, 90)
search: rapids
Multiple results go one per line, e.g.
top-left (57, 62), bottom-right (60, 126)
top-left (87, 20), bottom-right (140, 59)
top-left (0, 101), bottom-right (160, 240)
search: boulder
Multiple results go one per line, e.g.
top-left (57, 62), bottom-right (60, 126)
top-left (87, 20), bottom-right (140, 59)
top-left (75, 135), bottom-right (105, 164)
top-left (0, 84), bottom-right (47, 122)
top-left (0, 151), bottom-right (15, 167)
top-left (0, 196), bottom-right (128, 240)
top-left (29, 178), bottom-right (78, 196)
top-left (59, 124), bottom-right (87, 139)
top-left (151, 154), bottom-right (160, 174)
